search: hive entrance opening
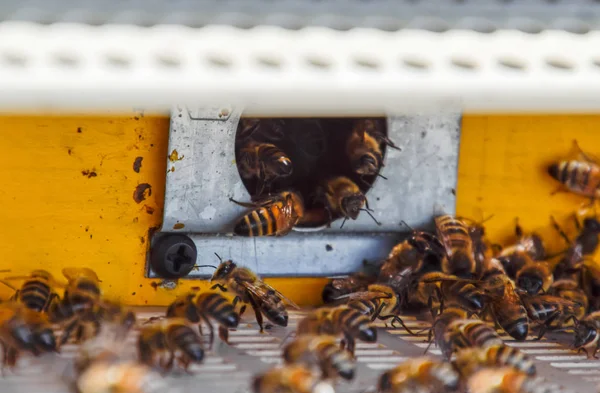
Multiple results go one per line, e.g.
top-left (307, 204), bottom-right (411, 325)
top-left (234, 117), bottom-right (389, 229)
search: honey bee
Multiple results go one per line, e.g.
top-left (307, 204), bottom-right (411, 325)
top-left (573, 311), bottom-right (600, 358)
top-left (166, 291), bottom-right (240, 348)
top-left (296, 306), bottom-right (377, 355)
top-left (238, 140), bottom-right (293, 196)
top-left (0, 302), bottom-right (57, 369)
top-left (467, 368), bottom-right (561, 393)
top-left (429, 305), bottom-right (469, 359)
top-left (345, 121), bottom-right (384, 180)
top-left (318, 176), bottom-right (380, 228)
top-left (521, 294), bottom-right (581, 339)
top-left (435, 214), bottom-right (479, 279)
top-left (548, 279), bottom-right (588, 320)
top-left (282, 334), bottom-right (355, 380)
top-left (548, 140), bottom-right (600, 200)
top-left (321, 273), bottom-right (377, 304)
top-left (138, 319), bottom-right (204, 372)
top-left (209, 259), bottom-right (298, 332)
top-left (376, 357), bottom-right (460, 393)
top-left (231, 191), bottom-right (304, 237)
top-left (0, 269), bottom-right (61, 313)
top-left (514, 254), bottom-right (553, 295)
top-left (389, 222), bottom-right (446, 272)
top-left (252, 365), bottom-right (335, 393)
top-left (483, 273), bottom-right (529, 341)
top-left (352, 119), bottom-right (400, 151)
top-left (550, 213), bottom-right (600, 279)
top-left (499, 219), bottom-right (546, 262)
top-left (438, 318), bottom-right (504, 360)
top-left (454, 345), bottom-right (536, 378)
top-left (342, 284), bottom-right (414, 333)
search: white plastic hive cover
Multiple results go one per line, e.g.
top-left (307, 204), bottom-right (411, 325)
top-left (1, 308), bottom-right (596, 393)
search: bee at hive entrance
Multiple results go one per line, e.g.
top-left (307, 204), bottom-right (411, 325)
top-left (233, 117), bottom-right (392, 230)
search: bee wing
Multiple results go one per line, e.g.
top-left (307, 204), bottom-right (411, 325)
top-left (241, 280), bottom-right (300, 310)
top-left (62, 267), bottom-right (101, 282)
top-left (332, 290), bottom-right (392, 302)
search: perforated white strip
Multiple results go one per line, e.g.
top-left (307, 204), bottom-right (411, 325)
top-left (1, 22), bottom-right (600, 114)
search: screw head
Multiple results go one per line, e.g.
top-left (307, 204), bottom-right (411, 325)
top-left (150, 234), bottom-right (197, 279)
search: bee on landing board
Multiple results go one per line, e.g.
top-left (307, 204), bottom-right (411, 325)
top-left (0, 269), bottom-right (61, 313)
top-left (434, 214), bottom-right (480, 279)
top-left (230, 191), bottom-right (304, 237)
top-left (376, 357), bottom-right (460, 393)
top-left (454, 345), bottom-right (536, 378)
top-left (209, 259), bottom-right (298, 332)
top-left (252, 365), bottom-right (335, 393)
top-left (483, 272), bottom-right (529, 341)
top-left (345, 120), bottom-right (391, 184)
top-left (321, 273), bottom-right (377, 304)
top-left (166, 291), bottom-right (240, 348)
top-left (138, 319), bottom-right (204, 373)
top-left (573, 311), bottom-right (600, 359)
top-left (548, 140), bottom-right (600, 200)
top-left (282, 334), bottom-right (355, 381)
top-left (317, 176), bottom-right (381, 228)
top-left (238, 140), bottom-right (293, 196)
top-left (521, 294), bottom-right (581, 340)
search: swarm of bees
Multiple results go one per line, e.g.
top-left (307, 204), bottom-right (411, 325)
top-left (233, 117), bottom-right (395, 233)
top-left (252, 140), bottom-right (600, 393)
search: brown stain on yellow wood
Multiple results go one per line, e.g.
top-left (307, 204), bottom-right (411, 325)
top-left (0, 114), bottom-right (325, 306)
top-left (456, 115), bottom-right (600, 262)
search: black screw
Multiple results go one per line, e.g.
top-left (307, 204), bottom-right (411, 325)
top-left (150, 234), bottom-right (197, 279)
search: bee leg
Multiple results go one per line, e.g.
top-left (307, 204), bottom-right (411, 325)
top-left (228, 198), bottom-right (260, 209)
top-left (345, 335), bottom-right (356, 357)
top-left (381, 315), bottom-right (415, 336)
top-left (370, 302), bottom-right (385, 322)
top-left (59, 320), bottom-right (79, 347)
top-left (246, 293), bottom-right (264, 332)
top-left (218, 325), bottom-right (230, 345)
top-left (201, 315), bottom-right (215, 350)
top-left (5, 348), bottom-right (17, 369)
top-left (550, 216), bottom-right (572, 245)
top-left (211, 284), bottom-right (228, 292)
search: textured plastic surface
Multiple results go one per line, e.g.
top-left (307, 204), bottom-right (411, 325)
top-left (1, 24), bottom-right (600, 113)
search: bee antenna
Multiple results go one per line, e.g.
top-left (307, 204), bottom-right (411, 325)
top-left (399, 220), bottom-right (414, 231)
top-left (214, 253), bottom-right (223, 262)
top-left (195, 265), bottom-right (218, 270)
top-left (0, 279), bottom-right (16, 291)
top-left (340, 218), bottom-right (348, 229)
top-left (377, 173), bottom-right (388, 180)
top-left (362, 209), bottom-right (382, 226)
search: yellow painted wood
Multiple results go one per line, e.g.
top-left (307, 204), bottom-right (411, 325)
top-left (0, 114), bottom-right (325, 307)
top-left (457, 115), bottom-right (600, 262)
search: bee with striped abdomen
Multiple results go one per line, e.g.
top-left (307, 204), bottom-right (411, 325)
top-left (439, 318), bottom-right (504, 360)
top-left (467, 367), bottom-right (561, 393)
top-left (514, 254), bottom-right (553, 296)
top-left (345, 120), bottom-right (384, 182)
top-left (483, 273), bottom-right (529, 341)
top-left (430, 305), bottom-right (469, 360)
top-left (551, 213), bottom-right (600, 280)
top-left (282, 334), bottom-right (355, 381)
top-left (521, 294), bottom-right (581, 339)
top-left (138, 319), bottom-right (204, 372)
top-left (238, 140), bottom-right (293, 196)
top-left (376, 357), bottom-right (460, 393)
top-left (318, 176), bottom-right (380, 228)
top-left (296, 305), bottom-right (377, 355)
top-left (548, 140), bottom-right (600, 200)
top-left (454, 344), bottom-right (536, 378)
top-left (231, 191), bottom-right (304, 237)
top-left (166, 291), bottom-right (240, 348)
top-left (210, 259), bottom-right (298, 332)
top-left (0, 302), bottom-right (57, 369)
top-left (1, 270), bottom-right (61, 313)
top-left (252, 365), bottom-right (335, 393)
top-left (435, 214), bottom-right (480, 279)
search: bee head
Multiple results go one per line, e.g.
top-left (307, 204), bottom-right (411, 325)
top-left (341, 194), bottom-right (365, 220)
top-left (516, 272), bottom-right (543, 295)
top-left (584, 217), bottom-right (600, 233)
top-left (354, 154), bottom-right (379, 175)
top-left (271, 155), bottom-right (293, 176)
top-left (547, 163), bottom-right (560, 180)
top-left (211, 260), bottom-right (236, 281)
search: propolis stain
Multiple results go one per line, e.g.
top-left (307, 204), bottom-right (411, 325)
top-left (133, 183), bottom-right (152, 204)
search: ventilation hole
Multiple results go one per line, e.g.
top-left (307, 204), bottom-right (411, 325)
top-left (105, 54), bottom-right (131, 69)
top-left (256, 56), bottom-right (282, 69)
top-left (410, 17), bottom-right (450, 33)
top-left (305, 56), bottom-right (332, 70)
top-left (401, 57), bottom-right (430, 70)
top-left (460, 17), bottom-right (497, 34)
top-left (354, 57), bottom-right (380, 70)
top-left (156, 55), bottom-right (182, 68)
top-left (555, 19), bottom-right (590, 35)
top-left (206, 55), bottom-right (233, 69)
top-left (511, 18), bottom-right (545, 34)
top-left (546, 57), bottom-right (575, 71)
top-left (0, 52), bottom-right (27, 68)
top-left (593, 58), bottom-right (600, 69)
top-left (53, 53), bottom-right (79, 68)
top-left (451, 57), bottom-right (478, 70)
top-left (498, 57), bottom-right (527, 71)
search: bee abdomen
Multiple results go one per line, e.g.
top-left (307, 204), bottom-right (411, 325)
top-left (463, 321), bottom-right (503, 347)
top-left (502, 315), bottom-right (529, 341)
top-left (325, 346), bottom-right (355, 380)
top-left (260, 302), bottom-right (288, 327)
top-left (338, 308), bottom-right (377, 342)
top-left (199, 293), bottom-right (239, 328)
top-left (234, 207), bottom-right (278, 237)
top-left (491, 345), bottom-right (536, 375)
top-left (20, 280), bottom-right (51, 312)
top-left (168, 325), bottom-right (204, 362)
